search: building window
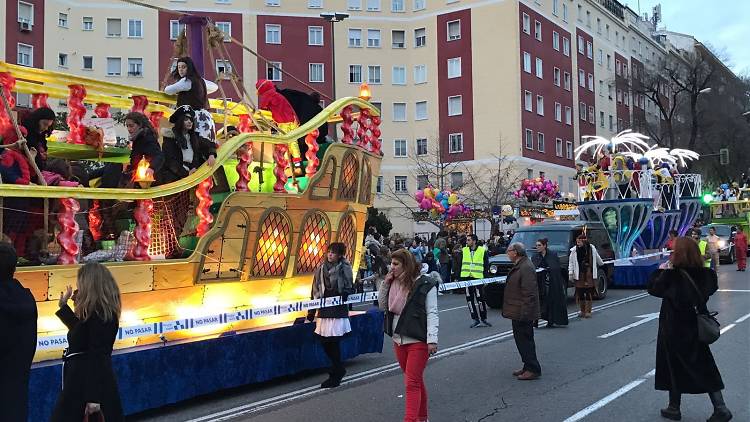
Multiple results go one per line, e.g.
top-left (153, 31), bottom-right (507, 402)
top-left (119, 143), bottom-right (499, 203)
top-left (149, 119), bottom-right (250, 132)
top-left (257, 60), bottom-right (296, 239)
top-left (414, 0), bottom-right (426, 10)
top-left (522, 13), bottom-right (530, 34)
top-left (447, 57), bottom-right (461, 78)
top-left (609, 115), bottom-right (614, 131)
top-left (563, 37), bottom-right (570, 56)
top-left (106, 18), bottom-right (122, 37)
top-left (367, 65), bottom-right (381, 84)
top-left (414, 28), bottom-right (426, 47)
top-left (348, 0), bottom-right (362, 9)
top-left (58, 53), bottom-right (68, 68)
top-left (553, 0), bottom-right (559, 15)
top-left (216, 59), bottom-right (232, 79)
top-left (349, 64), bottom-right (362, 83)
top-left (394, 139), bottom-right (407, 157)
top-left (415, 101), bottom-right (427, 120)
top-left (215, 22), bottom-right (231, 41)
top-left (607, 54), bottom-right (612, 70)
top-left (525, 129), bottom-right (533, 149)
top-left (537, 133), bottom-right (545, 152)
top-left (83, 16), bottom-right (94, 31)
top-left (564, 72), bottom-right (571, 90)
top-left (128, 19), bottom-right (143, 38)
top-left (347, 28), bottom-right (362, 47)
top-left (376, 176), bottom-right (383, 193)
top-left (587, 74), bottom-right (594, 91)
top-left (308, 26), bottom-right (324, 45)
top-left (577, 35), bottom-right (584, 54)
top-left (308, 0), bottom-right (322, 7)
top-left (554, 102), bottom-right (562, 122)
top-left (579, 69), bottom-right (585, 87)
top-left (392, 30), bottom-right (405, 48)
top-left (563, 3), bottom-right (568, 21)
top-left (413, 64), bottom-right (426, 84)
top-left (600, 111), bottom-right (605, 127)
top-left (82, 56), bottom-right (93, 70)
top-left (566, 141), bottom-right (573, 159)
top-left (367, 0), bottom-right (381, 11)
top-left (553, 67), bottom-right (561, 86)
top-left (447, 20), bottom-right (461, 41)
top-left (265, 0), bottom-right (280, 5)
top-left (106, 57), bottom-right (122, 76)
top-left (309, 63), bottom-right (324, 82)
top-left (449, 133), bottom-right (463, 153)
top-left (266, 61), bottom-right (282, 81)
top-left (524, 90), bottom-right (533, 112)
top-left (58, 13), bottom-right (68, 28)
top-left (617, 89), bottom-right (622, 103)
top-left (579, 102), bottom-right (587, 121)
top-left (586, 41), bottom-right (592, 59)
top-left (588, 106), bottom-right (595, 124)
top-left (392, 66), bottom-right (406, 85)
top-left (448, 95), bottom-right (462, 116)
top-left (170, 20), bottom-right (185, 40)
top-left (416, 138), bottom-right (427, 156)
top-left (394, 176), bottom-right (408, 193)
top-left (536, 95), bottom-right (544, 116)
top-left (450, 172), bottom-right (463, 189)
top-left (535, 57), bottom-right (543, 78)
top-left (523, 52), bottom-right (531, 73)
top-left (367, 29), bottom-right (381, 47)
top-left (16, 44), bottom-right (32, 67)
top-left (17, 1), bottom-right (33, 25)
top-left (556, 138), bottom-right (563, 157)
top-left (393, 102), bottom-right (407, 121)
top-left (128, 58), bottom-right (143, 76)
top-left (265, 24), bottom-right (281, 44)
top-left (553, 31), bottom-right (560, 50)
top-left (565, 106), bottom-right (572, 125)
top-left (534, 21), bottom-right (542, 41)
top-left (417, 175), bottom-right (429, 190)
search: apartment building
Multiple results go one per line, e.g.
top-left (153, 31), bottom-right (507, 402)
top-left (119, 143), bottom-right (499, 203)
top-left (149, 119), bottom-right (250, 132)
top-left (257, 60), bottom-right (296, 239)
top-left (1, 0), bottom-right (706, 235)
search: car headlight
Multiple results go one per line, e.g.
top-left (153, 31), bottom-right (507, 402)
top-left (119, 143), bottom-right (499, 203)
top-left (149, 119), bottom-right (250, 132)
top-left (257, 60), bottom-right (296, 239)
top-left (490, 265), bottom-right (498, 274)
top-left (717, 240), bottom-right (726, 249)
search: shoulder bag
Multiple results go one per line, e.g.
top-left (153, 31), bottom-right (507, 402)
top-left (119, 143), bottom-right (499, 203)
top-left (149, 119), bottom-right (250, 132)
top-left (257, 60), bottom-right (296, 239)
top-left (679, 269), bottom-right (720, 344)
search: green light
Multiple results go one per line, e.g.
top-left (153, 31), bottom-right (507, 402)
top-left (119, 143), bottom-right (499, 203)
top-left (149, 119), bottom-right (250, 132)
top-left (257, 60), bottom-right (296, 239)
top-left (702, 194), bottom-right (714, 204)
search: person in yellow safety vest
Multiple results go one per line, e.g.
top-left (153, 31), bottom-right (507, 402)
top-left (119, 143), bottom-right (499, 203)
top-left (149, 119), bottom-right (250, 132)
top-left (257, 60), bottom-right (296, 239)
top-left (457, 234), bottom-right (492, 328)
top-left (691, 229), bottom-right (711, 268)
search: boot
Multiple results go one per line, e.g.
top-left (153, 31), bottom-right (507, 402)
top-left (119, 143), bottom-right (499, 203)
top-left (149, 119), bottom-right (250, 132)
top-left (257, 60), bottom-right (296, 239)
top-left (707, 391), bottom-right (733, 422)
top-left (578, 299), bottom-right (586, 318)
top-left (585, 297), bottom-right (594, 318)
top-left (660, 391), bottom-right (681, 420)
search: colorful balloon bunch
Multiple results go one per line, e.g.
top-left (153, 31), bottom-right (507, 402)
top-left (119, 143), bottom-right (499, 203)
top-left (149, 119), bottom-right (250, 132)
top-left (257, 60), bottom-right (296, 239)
top-left (514, 177), bottom-right (561, 203)
top-left (415, 186), bottom-right (472, 220)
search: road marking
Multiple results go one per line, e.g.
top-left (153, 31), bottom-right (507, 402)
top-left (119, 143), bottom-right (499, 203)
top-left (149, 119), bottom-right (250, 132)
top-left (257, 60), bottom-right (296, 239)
top-left (598, 313), bottom-right (659, 339)
top-left (185, 292), bottom-right (650, 422)
top-left (735, 312), bottom-right (750, 323)
top-left (440, 305), bottom-right (468, 313)
top-left (720, 323), bottom-right (736, 334)
top-left (717, 289), bottom-right (750, 292)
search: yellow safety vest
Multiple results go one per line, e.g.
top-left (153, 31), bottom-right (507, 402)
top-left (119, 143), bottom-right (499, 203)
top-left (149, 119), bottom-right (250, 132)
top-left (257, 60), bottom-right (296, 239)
top-left (460, 246), bottom-right (485, 279)
top-left (698, 240), bottom-right (710, 268)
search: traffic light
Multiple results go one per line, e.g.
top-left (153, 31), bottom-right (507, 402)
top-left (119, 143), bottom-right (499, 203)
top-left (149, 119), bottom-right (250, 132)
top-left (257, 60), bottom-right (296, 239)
top-left (702, 193), bottom-right (714, 204)
top-left (720, 148), bottom-right (729, 165)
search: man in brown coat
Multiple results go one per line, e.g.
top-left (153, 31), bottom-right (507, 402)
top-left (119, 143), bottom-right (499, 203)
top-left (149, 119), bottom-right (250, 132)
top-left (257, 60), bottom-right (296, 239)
top-left (503, 242), bottom-right (541, 380)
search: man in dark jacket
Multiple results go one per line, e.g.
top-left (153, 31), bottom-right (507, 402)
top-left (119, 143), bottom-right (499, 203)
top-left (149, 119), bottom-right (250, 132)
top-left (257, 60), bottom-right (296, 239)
top-left (0, 243), bottom-right (38, 421)
top-left (503, 242), bottom-right (541, 380)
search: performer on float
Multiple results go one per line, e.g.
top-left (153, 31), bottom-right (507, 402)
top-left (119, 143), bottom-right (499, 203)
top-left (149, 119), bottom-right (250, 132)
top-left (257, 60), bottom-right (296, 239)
top-left (611, 154), bottom-right (632, 199)
top-left (575, 164), bottom-right (589, 201)
top-left (256, 79), bottom-right (304, 176)
top-left (655, 163), bottom-right (675, 210)
top-left (165, 57), bottom-right (219, 144)
top-left (20, 106), bottom-right (55, 174)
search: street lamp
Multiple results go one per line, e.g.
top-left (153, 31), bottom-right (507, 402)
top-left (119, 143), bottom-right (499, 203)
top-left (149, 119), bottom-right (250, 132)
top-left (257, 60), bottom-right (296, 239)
top-left (320, 12), bottom-right (349, 100)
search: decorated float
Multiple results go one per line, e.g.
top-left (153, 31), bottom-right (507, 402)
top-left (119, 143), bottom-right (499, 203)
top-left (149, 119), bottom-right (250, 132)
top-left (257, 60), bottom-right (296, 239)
top-left (0, 15), bottom-right (384, 419)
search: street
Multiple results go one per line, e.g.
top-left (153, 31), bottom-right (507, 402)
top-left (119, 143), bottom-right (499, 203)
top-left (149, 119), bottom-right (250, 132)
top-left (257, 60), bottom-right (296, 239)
top-left (132, 270), bottom-right (750, 422)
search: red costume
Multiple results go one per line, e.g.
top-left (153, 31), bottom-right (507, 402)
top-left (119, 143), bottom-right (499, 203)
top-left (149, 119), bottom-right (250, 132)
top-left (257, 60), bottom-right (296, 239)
top-left (735, 230), bottom-right (747, 271)
top-left (0, 126), bottom-right (31, 185)
top-left (256, 79), bottom-right (299, 126)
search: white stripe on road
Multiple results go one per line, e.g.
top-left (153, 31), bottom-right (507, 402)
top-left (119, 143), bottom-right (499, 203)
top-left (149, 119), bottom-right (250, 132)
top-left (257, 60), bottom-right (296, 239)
top-left (717, 289), bottom-right (750, 292)
top-left (720, 323), bottom-right (736, 334)
top-left (735, 312), bottom-right (750, 323)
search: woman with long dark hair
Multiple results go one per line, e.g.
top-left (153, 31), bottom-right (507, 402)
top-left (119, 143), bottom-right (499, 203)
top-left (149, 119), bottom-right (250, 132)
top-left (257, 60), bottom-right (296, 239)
top-left (532, 238), bottom-right (569, 327)
top-left (20, 106), bottom-right (55, 172)
top-left (647, 237), bottom-right (732, 422)
top-left (379, 249), bottom-right (439, 422)
top-left (164, 57), bottom-right (219, 143)
top-left (158, 105), bottom-right (216, 184)
top-left (568, 234), bottom-right (604, 318)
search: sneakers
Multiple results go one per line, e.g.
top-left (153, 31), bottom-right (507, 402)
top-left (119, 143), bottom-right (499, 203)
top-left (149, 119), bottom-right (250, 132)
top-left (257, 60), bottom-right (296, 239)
top-left (660, 406), bottom-right (681, 420)
top-left (516, 371), bottom-right (541, 381)
top-left (480, 320), bottom-right (492, 327)
top-left (470, 320), bottom-right (481, 328)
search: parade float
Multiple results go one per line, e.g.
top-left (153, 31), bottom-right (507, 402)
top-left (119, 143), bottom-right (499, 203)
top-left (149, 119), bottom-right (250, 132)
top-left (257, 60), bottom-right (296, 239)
top-left (0, 15), bottom-right (385, 419)
top-left (574, 131), bottom-right (702, 287)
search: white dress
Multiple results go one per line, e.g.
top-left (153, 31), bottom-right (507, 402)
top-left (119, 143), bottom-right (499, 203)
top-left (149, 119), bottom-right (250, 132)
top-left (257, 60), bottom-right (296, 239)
top-left (165, 77), bottom-right (219, 142)
top-left (313, 264), bottom-right (352, 338)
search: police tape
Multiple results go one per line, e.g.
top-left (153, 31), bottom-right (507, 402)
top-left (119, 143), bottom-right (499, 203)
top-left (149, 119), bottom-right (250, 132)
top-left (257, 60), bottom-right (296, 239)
top-left (35, 251), bottom-right (669, 351)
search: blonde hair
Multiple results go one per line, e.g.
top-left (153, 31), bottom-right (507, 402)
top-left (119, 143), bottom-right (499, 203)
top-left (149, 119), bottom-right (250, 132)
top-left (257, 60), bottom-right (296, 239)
top-left (75, 262), bottom-right (122, 322)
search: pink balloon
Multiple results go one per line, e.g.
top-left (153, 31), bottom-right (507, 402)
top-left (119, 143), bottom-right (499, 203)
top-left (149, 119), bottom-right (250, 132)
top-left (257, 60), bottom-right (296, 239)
top-left (421, 198), bottom-right (432, 209)
top-left (415, 191), bottom-right (425, 202)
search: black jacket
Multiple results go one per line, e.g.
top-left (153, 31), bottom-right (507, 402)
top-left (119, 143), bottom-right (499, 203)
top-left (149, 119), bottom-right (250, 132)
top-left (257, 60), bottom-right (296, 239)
top-left (532, 252), bottom-right (569, 326)
top-left (647, 268), bottom-right (724, 393)
top-left (127, 129), bottom-right (164, 179)
top-left (51, 305), bottom-right (123, 422)
top-left (158, 130), bottom-right (217, 184)
top-left (383, 275), bottom-right (437, 342)
top-left (0, 278), bottom-right (37, 422)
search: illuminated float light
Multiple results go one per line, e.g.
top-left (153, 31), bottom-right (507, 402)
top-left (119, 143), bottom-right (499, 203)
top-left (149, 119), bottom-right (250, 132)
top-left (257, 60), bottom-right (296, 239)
top-left (702, 194), bottom-right (714, 204)
top-left (359, 82), bottom-right (372, 101)
top-left (38, 316), bottom-right (67, 333)
top-left (121, 310), bottom-right (143, 326)
top-left (133, 156), bottom-right (155, 188)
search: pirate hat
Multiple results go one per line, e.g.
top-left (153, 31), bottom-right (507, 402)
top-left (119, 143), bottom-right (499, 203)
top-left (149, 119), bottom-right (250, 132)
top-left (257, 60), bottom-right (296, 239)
top-left (169, 105), bottom-right (196, 124)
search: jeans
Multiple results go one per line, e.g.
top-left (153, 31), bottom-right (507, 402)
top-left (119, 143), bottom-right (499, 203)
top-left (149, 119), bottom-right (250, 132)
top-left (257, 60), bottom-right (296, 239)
top-left (394, 342), bottom-right (430, 422)
top-left (512, 320), bottom-right (541, 374)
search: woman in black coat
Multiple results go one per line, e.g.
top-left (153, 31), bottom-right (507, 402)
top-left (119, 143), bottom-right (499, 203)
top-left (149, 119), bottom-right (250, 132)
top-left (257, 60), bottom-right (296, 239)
top-left (158, 105), bottom-right (216, 185)
top-left (21, 106), bottom-right (56, 173)
top-left (647, 237), bottom-right (732, 422)
top-left (52, 262), bottom-right (123, 422)
top-left (532, 238), bottom-right (569, 327)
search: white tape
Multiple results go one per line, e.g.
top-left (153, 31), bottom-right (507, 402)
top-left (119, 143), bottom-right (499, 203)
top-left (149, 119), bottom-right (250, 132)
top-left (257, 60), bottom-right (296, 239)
top-left (35, 252), bottom-right (669, 351)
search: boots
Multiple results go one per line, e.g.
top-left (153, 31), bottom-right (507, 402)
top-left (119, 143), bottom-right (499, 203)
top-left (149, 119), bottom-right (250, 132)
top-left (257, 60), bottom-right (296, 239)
top-left (660, 391), bottom-right (681, 420)
top-left (578, 299), bottom-right (586, 318)
top-left (707, 391), bottom-right (733, 422)
top-left (585, 297), bottom-right (594, 318)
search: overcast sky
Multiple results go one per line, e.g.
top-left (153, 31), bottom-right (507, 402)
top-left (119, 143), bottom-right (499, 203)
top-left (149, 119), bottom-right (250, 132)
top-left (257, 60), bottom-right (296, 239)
top-left (623, 0), bottom-right (750, 76)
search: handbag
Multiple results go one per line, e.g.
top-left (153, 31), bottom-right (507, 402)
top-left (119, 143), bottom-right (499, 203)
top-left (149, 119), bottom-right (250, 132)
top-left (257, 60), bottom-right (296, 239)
top-left (680, 270), bottom-right (720, 344)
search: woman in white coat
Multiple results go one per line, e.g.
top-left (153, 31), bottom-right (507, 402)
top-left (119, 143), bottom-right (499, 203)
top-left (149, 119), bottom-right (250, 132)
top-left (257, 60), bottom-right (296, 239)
top-left (164, 57), bottom-right (219, 143)
top-left (568, 234), bottom-right (604, 318)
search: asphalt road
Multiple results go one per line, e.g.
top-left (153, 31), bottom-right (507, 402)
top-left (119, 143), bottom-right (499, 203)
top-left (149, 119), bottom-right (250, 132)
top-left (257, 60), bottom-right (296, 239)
top-left (132, 269), bottom-right (750, 422)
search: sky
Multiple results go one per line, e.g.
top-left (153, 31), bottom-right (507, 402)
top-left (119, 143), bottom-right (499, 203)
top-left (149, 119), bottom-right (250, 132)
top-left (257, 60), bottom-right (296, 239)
top-left (623, 0), bottom-right (750, 76)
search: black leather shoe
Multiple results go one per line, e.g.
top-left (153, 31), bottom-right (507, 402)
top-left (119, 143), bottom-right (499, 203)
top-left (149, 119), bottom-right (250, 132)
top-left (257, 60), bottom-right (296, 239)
top-left (660, 406), bottom-right (682, 420)
top-left (707, 408), bottom-right (733, 422)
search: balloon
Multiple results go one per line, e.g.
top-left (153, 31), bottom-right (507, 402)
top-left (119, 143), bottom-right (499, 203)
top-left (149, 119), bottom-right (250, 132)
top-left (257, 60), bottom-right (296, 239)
top-left (448, 193), bottom-right (458, 205)
top-left (424, 188), bottom-right (434, 199)
top-left (421, 198), bottom-right (432, 210)
top-left (415, 191), bottom-right (424, 202)
top-left (435, 192), bottom-right (444, 201)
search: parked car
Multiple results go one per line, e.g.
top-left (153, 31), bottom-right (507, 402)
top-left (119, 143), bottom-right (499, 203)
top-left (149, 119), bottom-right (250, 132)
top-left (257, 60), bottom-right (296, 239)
top-left (484, 221), bottom-right (615, 309)
top-left (702, 224), bottom-right (740, 264)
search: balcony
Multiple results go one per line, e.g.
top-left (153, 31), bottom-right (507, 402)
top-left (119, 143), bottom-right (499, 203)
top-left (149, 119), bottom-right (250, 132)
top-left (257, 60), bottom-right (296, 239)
top-left (596, 0), bottom-right (625, 20)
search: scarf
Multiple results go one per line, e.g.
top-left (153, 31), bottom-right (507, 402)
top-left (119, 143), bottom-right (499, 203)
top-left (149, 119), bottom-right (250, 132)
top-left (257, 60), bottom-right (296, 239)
top-left (128, 127), bottom-right (145, 142)
top-left (386, 271), bottom-right (411, 315)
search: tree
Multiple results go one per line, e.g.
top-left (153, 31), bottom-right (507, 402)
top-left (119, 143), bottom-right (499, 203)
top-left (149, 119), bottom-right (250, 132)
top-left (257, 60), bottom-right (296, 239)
top-left (365, 207), bottom-right (392, 238)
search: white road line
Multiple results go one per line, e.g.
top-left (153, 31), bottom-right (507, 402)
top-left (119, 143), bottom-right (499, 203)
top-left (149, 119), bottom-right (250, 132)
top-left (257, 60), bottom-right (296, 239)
top-left (717, 289), bottom-right (750, 292)
top-left (720, 323), bottom-right (736, 334)
top-left (735, 312), bottom-right (750, 323)
top-left (597, 313), bottom-right (659, 339)
top-left (440, 305), bottom-right (468, 313)
top-left (186, 292), bottom-right (650, 422)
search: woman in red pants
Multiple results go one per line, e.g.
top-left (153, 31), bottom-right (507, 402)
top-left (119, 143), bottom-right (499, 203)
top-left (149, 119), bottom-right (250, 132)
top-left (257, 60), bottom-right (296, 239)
top-left (379, 249), bottom-right (439, 422)
top-left (735, 226), bottom-right (747, 272)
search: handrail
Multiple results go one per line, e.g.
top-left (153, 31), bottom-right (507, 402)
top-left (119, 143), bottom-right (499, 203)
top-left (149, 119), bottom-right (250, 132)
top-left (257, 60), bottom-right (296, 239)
top-left (0, 96), bottom-right (379, 200)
